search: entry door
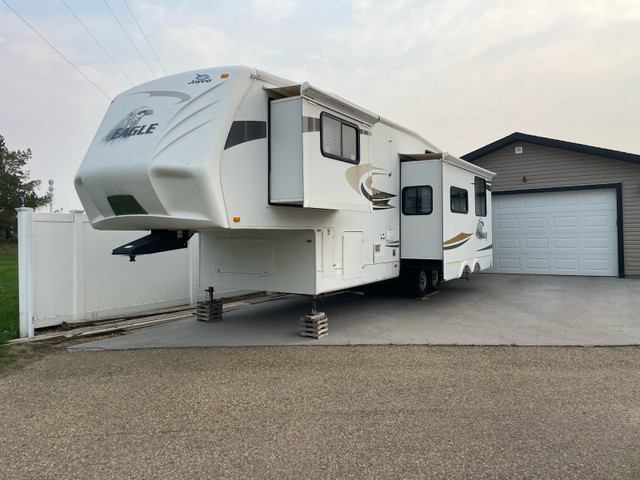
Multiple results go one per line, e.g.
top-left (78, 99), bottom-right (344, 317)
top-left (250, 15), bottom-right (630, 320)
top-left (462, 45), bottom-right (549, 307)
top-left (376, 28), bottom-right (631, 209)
top-left (492, 189), bottom-right (618, 276)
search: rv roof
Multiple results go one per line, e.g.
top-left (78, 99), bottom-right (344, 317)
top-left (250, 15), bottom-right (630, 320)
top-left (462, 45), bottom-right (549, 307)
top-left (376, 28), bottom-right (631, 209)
top-left (400, 152), bottom-right (496, 180)
top-left (399, 153), bottom-right (443, 161)
top-left (263, 84), bottom-right (302, 99)
top-left (256, 68), bottom-right (440, 152)
top-left (264, 82), bottom-right (380, 126)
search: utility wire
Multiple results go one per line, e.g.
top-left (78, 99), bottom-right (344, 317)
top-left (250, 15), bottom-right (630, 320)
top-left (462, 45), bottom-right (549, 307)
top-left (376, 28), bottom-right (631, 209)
top-left (103, 0), bottom-right (156, 79)
top-left (1, 0), bottom-right (111, 100)
top-left (61, 0), bottom-right (135, 86)
top-left (123, 0), bottom-right (167, 76)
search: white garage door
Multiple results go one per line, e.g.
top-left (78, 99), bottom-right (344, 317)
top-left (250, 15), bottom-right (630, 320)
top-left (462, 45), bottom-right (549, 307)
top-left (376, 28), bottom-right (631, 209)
top-left (492, 189), bottom-right (618, 276)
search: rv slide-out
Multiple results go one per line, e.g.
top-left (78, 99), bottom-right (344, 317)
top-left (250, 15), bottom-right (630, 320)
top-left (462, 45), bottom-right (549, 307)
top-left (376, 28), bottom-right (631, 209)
top-left (75, 66), bottom-right (495, 298)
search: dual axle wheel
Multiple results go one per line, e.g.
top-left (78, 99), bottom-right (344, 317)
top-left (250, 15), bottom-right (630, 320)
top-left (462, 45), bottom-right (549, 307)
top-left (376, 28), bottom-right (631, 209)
top-left (410, 269), bottom-right (440, 297)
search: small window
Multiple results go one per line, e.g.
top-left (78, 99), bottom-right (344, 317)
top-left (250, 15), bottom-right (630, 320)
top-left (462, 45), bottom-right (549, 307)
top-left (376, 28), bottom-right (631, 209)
top-left (474, 176), bottom-right (487, 217)
top-left (450, 186), bottom-right (468, 214)
top-left (402, 186), bottom-right (433, 215)
top-left (321, 113), bottom-right (359, 164)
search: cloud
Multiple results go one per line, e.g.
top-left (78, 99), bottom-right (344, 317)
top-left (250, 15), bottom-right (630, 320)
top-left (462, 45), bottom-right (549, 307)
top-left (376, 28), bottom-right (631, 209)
top-left (1, 0), bottom-right (639, 210)
top-left (251, 0), bottom-right (296, 20)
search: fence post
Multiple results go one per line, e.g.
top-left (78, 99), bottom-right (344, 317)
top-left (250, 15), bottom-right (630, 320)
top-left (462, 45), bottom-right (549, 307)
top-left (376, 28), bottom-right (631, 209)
top-left (17, 207), bottom-right (34, 338)
top-left (70, 211), bottom-right (86, 322)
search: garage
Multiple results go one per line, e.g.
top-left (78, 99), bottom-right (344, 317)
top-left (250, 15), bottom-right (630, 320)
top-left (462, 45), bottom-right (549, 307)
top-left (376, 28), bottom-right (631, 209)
top-left (492, 188), bottom-right (619, 276)
top-left (462, 132), bottom-right (640, 278)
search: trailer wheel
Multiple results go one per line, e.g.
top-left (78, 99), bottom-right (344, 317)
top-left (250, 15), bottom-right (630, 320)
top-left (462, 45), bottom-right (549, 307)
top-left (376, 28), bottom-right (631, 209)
top-left (427, 270), bottom-right (440, 292)
top-left (410, 269), bottom-right (440, 297)
top-left (411, 270), bottom-right (429, 297)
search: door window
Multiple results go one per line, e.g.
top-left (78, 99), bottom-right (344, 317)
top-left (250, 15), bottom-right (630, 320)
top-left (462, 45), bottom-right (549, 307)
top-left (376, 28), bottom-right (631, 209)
top-left (402, 186), bottom-right (433, 215)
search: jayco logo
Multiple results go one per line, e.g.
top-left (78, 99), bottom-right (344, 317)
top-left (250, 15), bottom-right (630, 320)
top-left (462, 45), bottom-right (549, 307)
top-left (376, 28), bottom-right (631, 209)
top-left (188, 73), bottom-right (212, 85)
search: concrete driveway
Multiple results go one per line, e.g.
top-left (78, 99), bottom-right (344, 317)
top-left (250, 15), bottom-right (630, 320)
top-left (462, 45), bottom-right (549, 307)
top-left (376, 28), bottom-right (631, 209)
top-left (70, 274), bottom-right (640, 351)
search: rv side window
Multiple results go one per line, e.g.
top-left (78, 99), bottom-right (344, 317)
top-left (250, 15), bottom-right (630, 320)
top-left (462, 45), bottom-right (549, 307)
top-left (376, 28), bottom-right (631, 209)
top-left (474, 176), bottom-right (487, 217)
top-left (402, 186), bottom-right (433, 215)
top-left (320, 113), bottom-right (359, 164)
top-left (450, 186), bottom-right (468, 214)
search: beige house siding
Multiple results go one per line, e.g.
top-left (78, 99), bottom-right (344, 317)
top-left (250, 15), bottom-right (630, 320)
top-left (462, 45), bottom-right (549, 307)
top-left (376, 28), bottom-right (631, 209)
top-left (471, 142), bottom-right (640, 277)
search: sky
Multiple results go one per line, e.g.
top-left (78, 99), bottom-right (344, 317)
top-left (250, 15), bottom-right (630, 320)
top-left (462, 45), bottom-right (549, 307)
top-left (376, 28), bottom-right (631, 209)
top-left (1, 0), bottom-right (639, 211)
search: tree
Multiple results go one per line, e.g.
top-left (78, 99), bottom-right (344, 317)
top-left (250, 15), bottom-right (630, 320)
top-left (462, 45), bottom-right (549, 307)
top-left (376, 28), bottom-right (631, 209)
top-left (0, 134), bottom-right (51, 240)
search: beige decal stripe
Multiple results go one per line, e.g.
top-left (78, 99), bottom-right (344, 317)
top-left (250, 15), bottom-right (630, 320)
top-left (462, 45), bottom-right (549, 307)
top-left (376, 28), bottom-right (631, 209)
top-left (443, 232), bottom-right (473, 246)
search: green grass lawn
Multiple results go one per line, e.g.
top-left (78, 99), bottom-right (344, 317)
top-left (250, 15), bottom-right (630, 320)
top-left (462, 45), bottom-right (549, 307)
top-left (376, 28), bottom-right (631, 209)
top-left (0, 243), bottom-right (19, 342)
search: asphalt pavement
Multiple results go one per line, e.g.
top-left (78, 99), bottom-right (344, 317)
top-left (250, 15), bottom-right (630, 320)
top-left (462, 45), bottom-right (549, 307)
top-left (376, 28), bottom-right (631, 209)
top-left (70, 274), bottom-right (640, 350)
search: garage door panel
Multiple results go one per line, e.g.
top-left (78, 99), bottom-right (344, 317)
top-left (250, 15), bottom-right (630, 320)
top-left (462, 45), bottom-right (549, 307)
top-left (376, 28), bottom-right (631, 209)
top-left (497, 218), bottom-right (519, 230)
top-left (495, 197), bottom-right (520, 210)
top-left (497, 258), bottom-right (521, 270)
top-left (554, 237), bottom-right (578, 249)
top-left (555, 258), bottom-right (580, 272)
top-left (492, 189), bottom-right (618, 276)
top-left (553, 216), bottom-right (579, 228)
top-left (584, 191), bottom-right (613, 205)
top-left (525, 238), bottom-right (548, 249)
top-left (585, 259), bottom-right (613, 273)
top-left (553, 196), bottom-right (577, 207)
top-left (524, 196), bottom-right (548, 208)
top-left (524, 217), bottom-right (548, 229)
top-left (526, 258), bottom-right (550, 270)
top-left (584, 215), bottom-right (611, 228)
top-left (584, 237), bottom-right (612, 249)
top-left (498, 238), bottom-right (519, 249)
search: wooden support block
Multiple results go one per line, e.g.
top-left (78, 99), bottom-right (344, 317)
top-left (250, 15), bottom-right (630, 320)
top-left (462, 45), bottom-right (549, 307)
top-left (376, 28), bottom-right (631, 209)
top-left (299, 312), bottom-right (328, 339)
top-left (196, 299), bottom-right (223, 322)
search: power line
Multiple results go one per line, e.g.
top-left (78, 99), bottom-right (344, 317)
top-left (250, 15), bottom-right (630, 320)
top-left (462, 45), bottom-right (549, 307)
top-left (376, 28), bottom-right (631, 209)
top-left (103, 0), bottom-right (157, 79)
top-left (123, 0), bottom-right (167, 76)
top-left (61, 0), bottom-right (135, 86)
top-left (1, 0), bottom-right (111, 100)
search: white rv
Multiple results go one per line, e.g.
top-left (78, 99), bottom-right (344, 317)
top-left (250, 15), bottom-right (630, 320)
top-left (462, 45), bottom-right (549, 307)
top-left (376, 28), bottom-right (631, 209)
top-left (75, 66), bottom-right (495, 307)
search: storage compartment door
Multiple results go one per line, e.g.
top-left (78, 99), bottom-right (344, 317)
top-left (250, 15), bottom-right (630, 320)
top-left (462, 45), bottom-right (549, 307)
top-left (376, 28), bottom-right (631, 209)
top-left (343, 231), bottom-right (364, 279)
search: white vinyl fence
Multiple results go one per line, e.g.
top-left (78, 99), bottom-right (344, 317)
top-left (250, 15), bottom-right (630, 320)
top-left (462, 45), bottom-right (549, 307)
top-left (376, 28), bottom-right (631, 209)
top-left (17, 209), bottom-right (243, 338)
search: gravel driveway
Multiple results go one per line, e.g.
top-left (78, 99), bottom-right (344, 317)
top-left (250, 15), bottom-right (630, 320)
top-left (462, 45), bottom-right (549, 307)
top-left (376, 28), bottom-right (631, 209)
top-left (1, 345), bottom-right (639, 479)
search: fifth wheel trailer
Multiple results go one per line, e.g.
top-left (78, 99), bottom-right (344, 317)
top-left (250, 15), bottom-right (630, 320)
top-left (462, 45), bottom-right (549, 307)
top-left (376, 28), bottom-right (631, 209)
top-left (75, 65), bottom-right (495, 319)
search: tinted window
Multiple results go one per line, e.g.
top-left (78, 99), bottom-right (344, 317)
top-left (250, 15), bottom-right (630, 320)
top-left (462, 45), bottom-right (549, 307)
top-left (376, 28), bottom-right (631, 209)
top-left (342, 124), bottom-right (358, 162)
top-left (474, 176), bottom-right (487, 216)
top-left (450, 186), bottom-right (468, 214)
top-left (402, 186), bottom-right (433, 215)
top-left (322, 115), bottom-right (341, 158)
top-left (320, 113), bottom-right (359, 164)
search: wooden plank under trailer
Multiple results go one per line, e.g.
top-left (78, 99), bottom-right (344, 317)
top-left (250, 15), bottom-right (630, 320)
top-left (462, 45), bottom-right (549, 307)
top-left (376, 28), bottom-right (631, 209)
top-left (299, 312), bottom-right (328, 339)
top-left (196, 299), bottom-right (223, 322)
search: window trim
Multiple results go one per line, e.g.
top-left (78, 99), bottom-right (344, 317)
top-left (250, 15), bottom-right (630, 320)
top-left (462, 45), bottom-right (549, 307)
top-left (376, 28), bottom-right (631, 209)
top-left (320, 112), bottom-right (360, 164)
top-left (474, 176), bottom-right (487, 217)
top-left (402, 185), bottom-right (433, 216)
top-left (450, 186), bottom-right (468, 214)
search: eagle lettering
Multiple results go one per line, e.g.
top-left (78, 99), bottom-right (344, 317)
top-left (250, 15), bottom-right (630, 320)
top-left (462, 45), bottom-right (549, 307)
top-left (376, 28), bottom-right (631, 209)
top-left (103, 106), bottom-right (157, 143)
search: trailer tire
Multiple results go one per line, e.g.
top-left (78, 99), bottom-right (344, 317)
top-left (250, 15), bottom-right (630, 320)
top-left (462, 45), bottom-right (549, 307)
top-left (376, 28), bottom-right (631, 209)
top-left (427, 270), bottom-right (440, 292)
top-left (411, 270), bottom-right (428, 297)
top-left (410, 269), bottom-right (440, 297)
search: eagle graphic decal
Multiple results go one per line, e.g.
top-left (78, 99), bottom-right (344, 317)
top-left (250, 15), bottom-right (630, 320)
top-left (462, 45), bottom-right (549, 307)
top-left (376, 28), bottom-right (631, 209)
top-left (345, 164), bottom-right (396, 210)
top-left (103, 106), bottom-right (155, 143)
